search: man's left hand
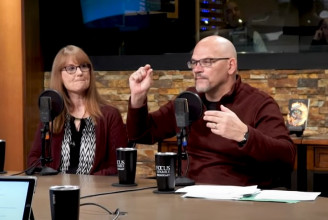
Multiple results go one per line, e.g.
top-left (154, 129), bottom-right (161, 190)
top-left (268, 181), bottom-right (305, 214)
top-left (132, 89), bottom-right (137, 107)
top-left (203, 105), bottom-right (248, 142)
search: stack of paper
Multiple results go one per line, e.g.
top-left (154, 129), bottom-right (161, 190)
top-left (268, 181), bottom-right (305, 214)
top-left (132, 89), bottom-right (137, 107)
top-left (176, 185), bottom-right (259, 200)
top-left (175, 185), bottom-right (321, 203)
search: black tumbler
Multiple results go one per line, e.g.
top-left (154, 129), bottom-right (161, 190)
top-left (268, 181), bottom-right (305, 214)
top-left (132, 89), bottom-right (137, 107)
top-left (155, 152), bottom-right (177, 192)
top-left (116, 147), bottom-right (137, 185)
top-left (0, 140), bottom-right (5, 173)
top-left (49, 185), bottom-right (80, 220)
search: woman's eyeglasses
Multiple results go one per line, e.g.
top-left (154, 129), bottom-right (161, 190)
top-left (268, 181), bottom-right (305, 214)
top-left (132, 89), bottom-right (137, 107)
top-left (62, 63), bottom-right (91, 74)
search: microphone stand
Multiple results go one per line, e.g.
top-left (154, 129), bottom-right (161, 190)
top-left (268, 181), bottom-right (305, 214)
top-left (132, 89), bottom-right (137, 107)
top-left (39, 122), bottom-right (58, 175)
top-left (175, 127), bottom-right (195, 186)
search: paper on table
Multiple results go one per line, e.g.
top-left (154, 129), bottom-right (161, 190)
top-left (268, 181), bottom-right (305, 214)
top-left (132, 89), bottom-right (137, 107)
top-left (176, 185), bottom-right (321, 203)
top-left (176, 185), bottom-right (259, 200)
top-left (253, 190), bottom-right (321, 201)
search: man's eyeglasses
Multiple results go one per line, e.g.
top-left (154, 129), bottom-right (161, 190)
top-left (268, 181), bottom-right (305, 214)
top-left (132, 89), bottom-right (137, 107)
top-left (187, 58), bottom-right (230, 69)
top-left (62, 63), bottom-right (91, 74)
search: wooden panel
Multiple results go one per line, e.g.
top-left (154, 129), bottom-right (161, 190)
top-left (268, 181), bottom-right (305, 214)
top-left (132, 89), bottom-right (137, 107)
top-left (307, 146), bottom-right (314, 170)
top-left (0, 0), bottom-right (43, 171)
top-left (0, 0), bottom-right (24, 171)
top-left (302, 136), bottom-right (328, 145)
top-left (23, 0), bottom-right (44, 168)
top-left (315, 148), bottom-right (328, 169)
top-left (291, 136), bottom-right (302, 145)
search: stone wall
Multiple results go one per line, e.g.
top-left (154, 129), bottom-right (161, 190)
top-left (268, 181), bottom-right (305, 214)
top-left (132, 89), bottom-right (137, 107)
top-left (45, 68), bottom-right (328, 177)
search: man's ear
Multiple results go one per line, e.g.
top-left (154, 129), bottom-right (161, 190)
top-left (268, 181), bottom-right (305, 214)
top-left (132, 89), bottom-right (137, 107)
top-left (227, 58), bottom-right (237, 75)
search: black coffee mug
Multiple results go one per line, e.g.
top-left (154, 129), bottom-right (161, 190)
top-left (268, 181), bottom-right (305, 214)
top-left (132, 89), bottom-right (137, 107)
top-left (49, 185), bottom-right (80, 220)
top-left (115, 148), bottom-right (137, 186)
top-left (155, 152), bottom-right (177, 192)
top-left (0, 140), bottom-right (6, 173)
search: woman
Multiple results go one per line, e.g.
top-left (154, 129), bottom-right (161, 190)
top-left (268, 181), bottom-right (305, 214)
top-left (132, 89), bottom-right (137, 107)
top-left (27, 45), bottom-right (128, 175)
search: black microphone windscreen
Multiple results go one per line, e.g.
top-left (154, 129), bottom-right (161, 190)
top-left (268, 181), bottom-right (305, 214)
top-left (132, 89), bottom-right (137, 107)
top-left (176, 91), bottom-right (203, 124)
top-left (39, 96), bottom-right (52, 123)
top-left (175, 98), bottom-right (189, 128)
top-left (38, 89), bottom-right (64, 121)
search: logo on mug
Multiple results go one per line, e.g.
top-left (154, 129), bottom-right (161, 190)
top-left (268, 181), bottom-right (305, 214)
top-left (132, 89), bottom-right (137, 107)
top-left (156, 165), bottom-right (171, 177)
top-left (117, 160), bottom-right (125, 171)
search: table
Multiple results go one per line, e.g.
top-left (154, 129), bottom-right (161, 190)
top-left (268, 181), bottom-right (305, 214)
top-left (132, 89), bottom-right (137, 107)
top-left (159, 136), bottom-right (328, 194)
top-left (295, 135), bottom-right (328, 193)
top-left (24, 173), bottom-right (328, 219)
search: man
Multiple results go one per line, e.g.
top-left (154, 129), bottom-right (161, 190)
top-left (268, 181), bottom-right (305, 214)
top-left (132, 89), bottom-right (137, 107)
top-left (224, 0), bottom-right (244, 29)
top-left (220, 0), bottom-right (262, 52)
top-left (200, 0), bottom-right (257, 52)
top-left (311, 18), bottom-right (328, 51)
top-left (127, 36), bottom-right (295, 188)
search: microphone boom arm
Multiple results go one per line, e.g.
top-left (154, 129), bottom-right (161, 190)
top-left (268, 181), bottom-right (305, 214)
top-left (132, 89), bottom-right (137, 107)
top-left (40, 122), bottom-right (49, 167)
top-left (39, 121), bottom-right (58, 175)
top-left (175, 126), bottom-right (194, 186)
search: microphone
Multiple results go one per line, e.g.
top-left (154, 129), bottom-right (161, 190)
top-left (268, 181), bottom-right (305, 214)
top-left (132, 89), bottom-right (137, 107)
top-left (35, 89), bottom-right (64, 176)
top-left (174, 98), bottom-right (189, 128)
top-left (38, 89), bottom-right (64, 123)
top-left (26, 89), bottom-right (64, 176)
top-left (174, 91), bottom-right (202, 186)
top-left (39, 97), bottom-right (52, 123)
top-left (174, 91), bottom-right (203, 146)
top-left (175, 91), bottom-right (203, 126)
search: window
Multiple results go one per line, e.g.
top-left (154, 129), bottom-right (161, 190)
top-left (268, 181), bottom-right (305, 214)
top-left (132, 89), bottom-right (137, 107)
top-left (39, 0), bottom-right (328, 70)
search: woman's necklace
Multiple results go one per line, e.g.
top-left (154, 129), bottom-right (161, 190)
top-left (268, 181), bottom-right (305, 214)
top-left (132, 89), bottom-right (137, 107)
top-left (74, 109), bottom-right (86, 132)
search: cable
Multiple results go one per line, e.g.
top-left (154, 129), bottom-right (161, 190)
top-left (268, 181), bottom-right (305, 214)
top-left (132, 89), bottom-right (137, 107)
top-left (80, 186), bottom-right (157, 199)
top-left (112, 209), bottom-right (120, 220)
top-left (80, 203), bottom-right (123, 220)
top-left (80, 202), bottom-right (114, 215)
top-left (182, 126), bottom-right (191, 177)
top-left (184, 151), bottom-right (190, 176)
top-left (79, 185), bottom-right (157, 219)
top-left (11, 159), bottom-right (41, 176)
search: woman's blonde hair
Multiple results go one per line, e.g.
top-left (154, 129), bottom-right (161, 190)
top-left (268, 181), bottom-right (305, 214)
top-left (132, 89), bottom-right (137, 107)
top-left (50, 45), bottom-right (108, 133)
